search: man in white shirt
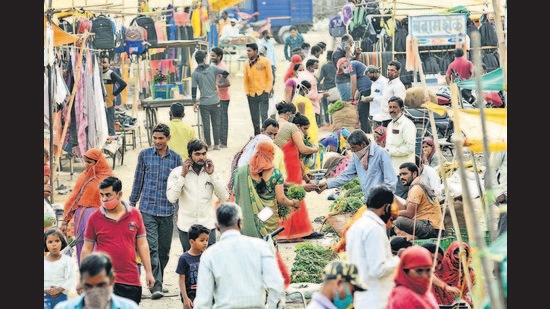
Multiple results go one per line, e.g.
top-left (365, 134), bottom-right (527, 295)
top-left (220, 18), bottom-right (239, 40)
top-left (194, 203), bottom-right (285, 309)
top-left (361, 65), bottom-right (388, 126)
top-left (346, 184), bottom-right (400, 309)
top-left (166, 139), bottom-right (230, 252)
top-left (378, 60), bottom-right (406, 127)
top-left (258, 30), bottom-right (276, 86)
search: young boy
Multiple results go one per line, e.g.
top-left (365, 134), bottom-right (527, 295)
top-left (176, 224), bottom-right (210, 308)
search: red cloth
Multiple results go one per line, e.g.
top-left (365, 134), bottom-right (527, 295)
top-left (277, 139), bottom-right (313, 240)
top-left (436, 241), bottom-right (476, 307)
top-left (422, 137), bottom-right (435, 165)
top-left (387, 246), bottom-right (439, 309)
top-left (276, 250), bottom-right (290, 288)
top-left (249, 141), bottom-right (274, 175)
top-left (63, 148), bottom-right (113, 220)
top-left (284, 55), bottom-right (303, 83)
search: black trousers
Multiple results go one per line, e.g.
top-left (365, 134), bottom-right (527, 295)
top-left (247, 92), bottom-right (269, 136)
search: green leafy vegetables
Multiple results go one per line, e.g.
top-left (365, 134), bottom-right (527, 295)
top-left (291, 242), bottom-right (339, 283)
top-left (287, 184), bottom-right (306, 200)
top-left (327, 100), bottom-right (344, 115)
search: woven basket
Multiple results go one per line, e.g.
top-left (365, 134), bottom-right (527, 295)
top-left (325, 213), bottom-right (354, 237)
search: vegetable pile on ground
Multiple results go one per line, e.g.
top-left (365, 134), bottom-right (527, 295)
top-left (328, 177), bottom-right (365, 215)
top-left (291, 242), bottom-right (339, 283)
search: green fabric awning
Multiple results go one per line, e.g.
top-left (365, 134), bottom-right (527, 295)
top-left (457, 67), bottom-right (505, 91)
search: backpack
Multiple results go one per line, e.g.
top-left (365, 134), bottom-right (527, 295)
top-left (329, 14), bottom-right (346, 38)
top-left (91, 15), bottom-right (116, 50)
top-left (479, 21), bottom-right (498, 47)
top-left (348, 6), bottom-right (368, 40)
top-left (113, 24), bottom-right (126, 53)
top-left (422, 54), bottom-right (440, 75)
top-left (58, 19), bottom-right (73, 34)
top-left (482, 50), bottom-right (500, 72)
top-left (394, 18), bottom-right (408, 52)
top-left (439, 52), bottom-right (452, 75)
top-left (131, 15), bottom-right (158, 47)
top-left (125, 23), bottom-right (148, 55)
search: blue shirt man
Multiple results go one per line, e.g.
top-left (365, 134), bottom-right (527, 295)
top-left (129, 123), bottom-right (182, 298)
top-left (284, 26), bottom-right (305, 61)
top-left (258, 29), bottom-right (276, 86)
top-left (318, 129), bottom-right (396, 197)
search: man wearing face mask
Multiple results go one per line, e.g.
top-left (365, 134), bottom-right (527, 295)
top-left (332, 34), bottom-right (362, 102)
top-left (80, 176), bottom-right (155, 305)
top-left (55, 252), bottom-right (140, 309)
top-left (361, 65), bottom-right (388, 125)
top-left (306, 260), bottom-right (367, 309)
top-left (345, 184), bottom-right (400, 309)
top-left (166, 139), bottom-right (230, 253)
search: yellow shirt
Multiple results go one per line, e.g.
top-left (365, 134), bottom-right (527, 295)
top-left (293, 94), bottom-right (320, 170)
top-left (244, 56), bottom-right (273, 96)
top-left (167, 118), bottom-right (196, 158)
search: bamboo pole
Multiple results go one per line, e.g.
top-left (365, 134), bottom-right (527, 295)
top-left (470, 30), bottom-right (507, 308)
top-left (411, 38), bottom-right (468, 293)
top-left (53, 35), bottom-right (88, 169)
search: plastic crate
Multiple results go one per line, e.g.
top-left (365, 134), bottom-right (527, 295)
top-left (413, 236), bottom-right (454, 252)
top-left (447, 228), bottom-right (492, 246)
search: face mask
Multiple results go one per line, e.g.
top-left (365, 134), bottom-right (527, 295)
top-left (297, 71), bottom-right (307, 80)
top-left (343, 67), bottom-right (349, 74)
top-left (192, 160), bottom-right (205, 169)
top-left (333, 284), bottom-right (353, 309)
top-left (302, 50), bottom-right (310, 57)
top-left (84, 286), bottom-right (111, 309)
top-left (314, 69), bottom-right (319, 75)
top-left (102, 194), bottom-right (119, 211)
top-left (288, 116), bottom-right (295, 123)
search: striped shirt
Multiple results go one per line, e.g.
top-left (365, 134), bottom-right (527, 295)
top-left (129, 147), bottom-right (182, 216)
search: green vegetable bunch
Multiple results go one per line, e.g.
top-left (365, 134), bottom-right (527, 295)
top-left (329, 196), bottom-right (364, 215)
top-left (286, 184), bottom-right (306, 200)
top-left (327, 100), bottom-right (344, 115)
top-left (291, 242), bottom-right (339, 283)
top-left (278, 204), bottom-right (291, 221)
top-left (300, 137), bottom-right (314, 160)
top-left (344, 185), bottom-right (363, 198)
top-left (341, 177), bottom-right (360, 190)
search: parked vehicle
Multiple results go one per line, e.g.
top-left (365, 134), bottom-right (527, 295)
top-left (226, 0), bottom-right (313, 44)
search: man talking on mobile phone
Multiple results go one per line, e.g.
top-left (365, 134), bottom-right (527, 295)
top-left (166, 139), bottom-right (230, 253)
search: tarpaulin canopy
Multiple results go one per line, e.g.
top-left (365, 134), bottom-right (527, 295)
top-left (209, 0), bottom-right (242, 12)
top-left (457, 67), bottom-right (505, 91)
top-left (44, 16), bottom-right (79, 47)
top-left (422, 102), bottom-right (507, 153)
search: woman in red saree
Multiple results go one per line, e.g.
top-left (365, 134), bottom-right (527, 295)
top-left (61, 148), bottom-right (112, 265)
top-left (273, 102), bottom-right (320, 241)
top-left (436, 241), bottom-right (477, 307)
top-left (386, 246), bottom-right (439, 309)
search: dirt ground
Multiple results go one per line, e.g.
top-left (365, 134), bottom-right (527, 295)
top-left (51, 27), bottom-right (339, 308)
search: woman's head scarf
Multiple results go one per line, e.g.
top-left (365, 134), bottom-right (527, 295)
top-left (283, 55), bottom-right (303, 82)
top-left (437, 241), bottom-right (476, 306)
top-left (395, 246), bottom-right (434, 294)
top-left (249, 141), bottom-right (274, 175)
top-left (422, 137), bottom-right (436, 164)
top-left (63, 148), bottom-right (113, 215)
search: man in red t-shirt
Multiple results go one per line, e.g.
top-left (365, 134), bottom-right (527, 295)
top-left (80, 176), bottom-right (155, 303)
top-left (445, 48), bottom-right (475, 103)
top-left (445, 47), bottom-right (474, 84)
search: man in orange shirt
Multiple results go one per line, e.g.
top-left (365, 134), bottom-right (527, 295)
top-left (243, 43), bottom-right (273, 136)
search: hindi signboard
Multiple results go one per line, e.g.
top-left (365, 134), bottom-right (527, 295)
top-left (409, 14), bottom-right (467, 46)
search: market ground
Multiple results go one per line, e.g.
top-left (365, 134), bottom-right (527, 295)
top-left (52, 25), bottom-right (341, 308)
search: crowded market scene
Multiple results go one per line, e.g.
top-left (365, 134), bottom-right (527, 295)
top-left (44, 0), bottom-right (507, 308)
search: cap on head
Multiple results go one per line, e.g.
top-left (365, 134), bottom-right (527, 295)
top-left (323, 260), bottom-right (368, 291)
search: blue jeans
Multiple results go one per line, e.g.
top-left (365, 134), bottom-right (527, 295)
top-left (106, 106), bottom-right (116, 136)
top-left (219, 100), bottom-right (230, 146)
top-left (44, 293), bottom-right (68, 309)
top-left (247, 92), bottom-right (269, 136)
top-left (141, 212), bottom-right (174, 293)
top-left (336, 82), bottom-right (351, 102)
